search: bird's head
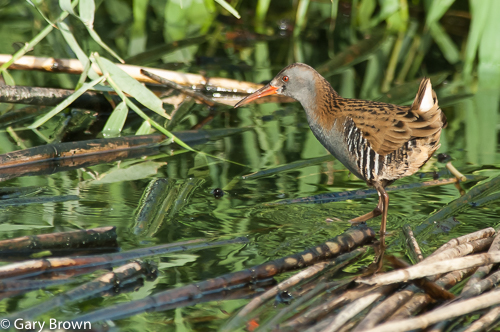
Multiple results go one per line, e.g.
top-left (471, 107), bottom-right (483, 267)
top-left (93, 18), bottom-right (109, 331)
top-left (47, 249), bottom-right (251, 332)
top-left (234, 63), bottom-right (321, 108)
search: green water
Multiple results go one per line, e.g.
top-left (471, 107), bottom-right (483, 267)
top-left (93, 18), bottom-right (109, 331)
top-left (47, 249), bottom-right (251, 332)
top-left (1, 0), bottom-right (500, 331)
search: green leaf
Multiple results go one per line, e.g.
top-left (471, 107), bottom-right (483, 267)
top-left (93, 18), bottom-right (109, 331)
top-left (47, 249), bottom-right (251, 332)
top-left (340, 68), bottom-right (355, 98)
top-left (214, 0), bottom-right (240, 19)
top-left (92, 161), bottom-right (165, 184)
top-left (86, 27), bottom-right (124, 63)
top-left (94, 53), bottom-right (194, 151)
top-left (64, 0), bottom-right (123, 63)
top-left (359, 55), bottom-right (382, 100)
top-left (188, 153), bottom-right (210, 177)
top-left (385, 0), bottom-right (408, 32)
top-left (128, 0), bottom-right (149, 57)
top-left (57, 22), bottom-right (99, 80)
top-left (103, 0), bottom-right (132, 24)
top-left (478, 1), bottom-right (500, 66)
top-left (166, 98), bottom-right (196, 130)
top-left (426, 0), bottom-right (456, 27)
top-left (475, 0), bottom-right (500, 164)
top-left (163, 0), bottom-right (214, 63)
top-left (103, 101), bottom-right (128, 138)
top-left (0, 224), bottom-right (52, 231)
top-left (79, 0), bottom-right (95, 27)
top-left (27, 0), bottom-right (57, 28)
top-left (136, 120), bottom-right (152, 135)
top-left (463, 0), bottom-right (489, 79)
top-left (368, 0), bottom-right (404, 30)
top-left (76, 59), bottom-right (90, 89)
top-left (29, 76), bottom-right (106, 128)
top-left (1, 70), bottom-right (15, 86)
top-left (429, 22), bottom-right (460, 64)
top-left (378, 0), bottom-right (399, 19)
top-left (97, 57), bottom-right (169, 119)
top-left (295, 0), bottom-right (310, 36)
top-left (59, 0), bottom-right (76, 15)
top-left (358, 0), bottom-right (376, 29)
top-left (255, 0), bottom-right (271, 33)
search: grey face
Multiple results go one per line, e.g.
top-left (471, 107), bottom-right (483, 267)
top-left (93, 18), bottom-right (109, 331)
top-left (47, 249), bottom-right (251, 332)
top-left (270, 64), bottom-right (318, 108)
top-left (234, 63), bottom-right (319, 109)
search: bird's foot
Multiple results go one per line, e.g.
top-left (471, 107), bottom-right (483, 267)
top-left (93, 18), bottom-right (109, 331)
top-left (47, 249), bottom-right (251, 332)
top-left (369, 238), bottom-right (387, 273)
top-left (444, 161), bottom-right (467, 195)
top-left (349, 208), bottom-right (382, 224)
top-left (437, 153), bottom-right (465, 182)
top-left (325, 217), bottom-right (344, 223)
top-left (359, 242), bottom-right (386, 276)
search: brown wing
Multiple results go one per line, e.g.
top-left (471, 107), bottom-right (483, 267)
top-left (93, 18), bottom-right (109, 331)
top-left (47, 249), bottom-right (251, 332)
top-left (338, 78), bottom-right (445, 156)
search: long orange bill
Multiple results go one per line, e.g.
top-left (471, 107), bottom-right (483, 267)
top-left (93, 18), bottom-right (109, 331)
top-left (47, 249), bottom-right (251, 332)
top-left (234, 84), bottom-right (279, 108)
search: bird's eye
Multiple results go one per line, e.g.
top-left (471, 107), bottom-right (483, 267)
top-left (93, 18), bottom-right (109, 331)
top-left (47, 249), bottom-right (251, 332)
top-left (282, 76), bottom-right (289, 82)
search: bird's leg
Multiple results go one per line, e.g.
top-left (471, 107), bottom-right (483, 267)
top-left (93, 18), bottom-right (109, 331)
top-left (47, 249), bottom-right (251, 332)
top-left (348, 182), bottom-right (389, 270)
top-left (445, 162), bottom-right (466, 195)
top-left (437, 154), bottom-right (466, 195)
top-left (348, 193), bottom-right (383, 224)
top-left (446, 161), bottom-right (466, 182)
top-left (374, 182), bottom-right (389, 236)
top-left (373, 182), bottom-right (389, 267)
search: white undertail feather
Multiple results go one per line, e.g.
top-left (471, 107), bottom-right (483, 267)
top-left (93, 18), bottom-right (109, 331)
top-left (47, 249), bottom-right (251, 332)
top-left (419, 80), bottom-right (434, 113)
top-left (406, 78), bottom-right (444, 138)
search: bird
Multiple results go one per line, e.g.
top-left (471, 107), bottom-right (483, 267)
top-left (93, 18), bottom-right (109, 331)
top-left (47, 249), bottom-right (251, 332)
top-left (235, 63), bottom-right (447, 243)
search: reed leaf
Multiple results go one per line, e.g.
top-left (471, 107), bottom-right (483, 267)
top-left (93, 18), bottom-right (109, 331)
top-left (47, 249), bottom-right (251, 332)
top-left (79, 0), bottom-right (95, 27)
top-left (128, 0), bottom-right (148, 57)
top-left (96, 57), bottom-right (169, 120)
top-left (429, 22), bottom-right (460, 65)
top-left (475, 0), bottom-right (500, 164)
top-left (425, 0), bottom-right (456, 27)
top-left (294, 0), bottom-right (310, 37)
top-left (103, 101), bottom-right (128, 138)
top-left (255, 0), bottom-right (271, 33)
top-left (215, 0), bottom-right (240, 19)
top-left (57, 22), bottom-right (99, 80)
top-left (463, 0), bottom-right (490, 80)
top-left (29, 76), bottom-right (106, 128)
top-left (59, 0), bottom-right (76, 15)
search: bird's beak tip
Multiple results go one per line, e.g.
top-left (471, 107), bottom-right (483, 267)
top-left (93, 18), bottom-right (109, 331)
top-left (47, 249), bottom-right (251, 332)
top-left (234, 85), bottom-right (279, 108)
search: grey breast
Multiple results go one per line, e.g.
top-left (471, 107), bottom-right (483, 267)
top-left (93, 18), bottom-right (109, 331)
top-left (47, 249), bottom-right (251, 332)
top-left (308, 118), bottom-right (365, 180)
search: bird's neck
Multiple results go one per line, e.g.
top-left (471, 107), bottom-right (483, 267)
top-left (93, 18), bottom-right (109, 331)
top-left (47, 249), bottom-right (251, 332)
top-left (300, 76), bottom-right (341, 125)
